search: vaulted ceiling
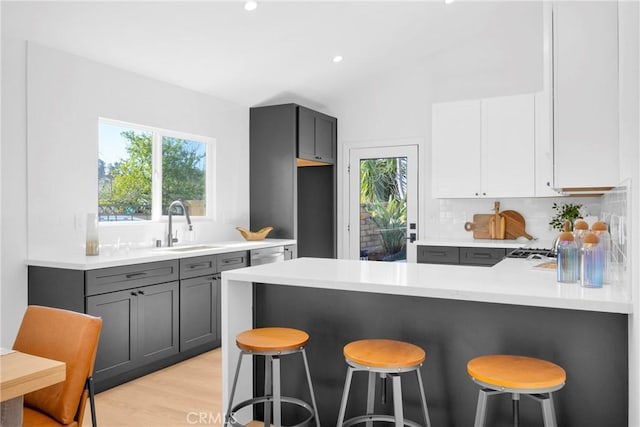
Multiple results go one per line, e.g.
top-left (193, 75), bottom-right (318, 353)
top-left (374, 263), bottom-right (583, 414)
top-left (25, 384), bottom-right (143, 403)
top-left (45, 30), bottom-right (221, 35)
top-left (2, 1), bottom-right (541, 108)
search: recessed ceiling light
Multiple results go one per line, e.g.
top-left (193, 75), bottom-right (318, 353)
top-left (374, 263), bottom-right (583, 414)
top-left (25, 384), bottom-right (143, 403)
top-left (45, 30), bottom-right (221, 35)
top-left (444, 0), bottom-right (455, 4)
top-left (332, 55), bottom-right (344, 63)
top-left (244, 1), bottom-right (258, 11)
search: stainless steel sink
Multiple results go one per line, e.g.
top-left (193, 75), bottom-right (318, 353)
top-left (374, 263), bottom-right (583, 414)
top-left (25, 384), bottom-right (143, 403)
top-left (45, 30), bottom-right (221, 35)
top-left (154, 244), bottom-right (223, 252)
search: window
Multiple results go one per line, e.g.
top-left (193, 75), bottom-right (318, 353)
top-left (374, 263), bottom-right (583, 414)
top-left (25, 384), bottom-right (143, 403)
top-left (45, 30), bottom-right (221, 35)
top-left (98, 119), bottom-right (213, 222)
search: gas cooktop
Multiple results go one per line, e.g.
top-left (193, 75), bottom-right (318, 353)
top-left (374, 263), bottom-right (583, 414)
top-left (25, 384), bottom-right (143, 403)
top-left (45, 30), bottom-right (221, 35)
top-left (506, 248), bottom-right (556, 259)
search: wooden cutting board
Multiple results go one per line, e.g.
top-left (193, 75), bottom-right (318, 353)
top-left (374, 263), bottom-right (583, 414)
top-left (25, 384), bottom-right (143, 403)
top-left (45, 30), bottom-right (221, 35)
top-left (490, 213), bottom-right (506, 239)
top-left (502, 210), bottom-right (533, 240)
top-left (464, 214), bottom-right (494, 239)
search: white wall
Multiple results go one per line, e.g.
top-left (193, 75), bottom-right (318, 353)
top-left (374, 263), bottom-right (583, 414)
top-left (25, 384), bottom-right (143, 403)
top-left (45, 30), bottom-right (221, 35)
top-left (1, 36), bottom-right (29, 348)
top-left (332, 2), bottom-right (589, 250)
top-left (430, 3), bottom-right (542, 102)
top-left (0, 3), bottom-right (5, 346)
top-left (27, 43), bottom-right (249, 259)
top-left (1, 40), bottom-right (249, 347)
top-left (618, 2), bottom-right (640, 424)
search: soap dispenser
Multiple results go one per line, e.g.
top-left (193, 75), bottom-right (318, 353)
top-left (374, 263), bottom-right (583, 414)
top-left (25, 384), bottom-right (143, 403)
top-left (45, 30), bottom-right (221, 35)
top-left (85, 213), bottom-right (99, 256)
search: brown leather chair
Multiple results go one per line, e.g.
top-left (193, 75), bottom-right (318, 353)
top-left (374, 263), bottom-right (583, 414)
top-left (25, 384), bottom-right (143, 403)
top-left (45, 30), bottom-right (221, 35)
top-left (13, 305), bottom-right (102, 427)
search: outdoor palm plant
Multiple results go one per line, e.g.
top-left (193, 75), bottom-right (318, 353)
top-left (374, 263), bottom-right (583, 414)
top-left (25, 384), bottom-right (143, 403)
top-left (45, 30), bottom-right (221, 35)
top-left (367, 196), bottom-right (407, 259)
top-left (360, 157), bottom-right (408, 259)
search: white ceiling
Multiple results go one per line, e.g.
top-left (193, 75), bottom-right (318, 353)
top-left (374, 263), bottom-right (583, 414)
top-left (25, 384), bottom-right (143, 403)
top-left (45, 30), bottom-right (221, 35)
top-left (2, 1), bottom-right (541, 108)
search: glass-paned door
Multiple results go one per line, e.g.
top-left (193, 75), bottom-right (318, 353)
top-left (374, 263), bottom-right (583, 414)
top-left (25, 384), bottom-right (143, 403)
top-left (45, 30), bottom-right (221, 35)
top-left (348, 145), bottom-right (418, 261)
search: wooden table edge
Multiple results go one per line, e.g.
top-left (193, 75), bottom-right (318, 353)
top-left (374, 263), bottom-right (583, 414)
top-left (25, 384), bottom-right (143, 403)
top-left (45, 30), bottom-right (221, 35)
top-left (1, 352), bottom-right (66, 402)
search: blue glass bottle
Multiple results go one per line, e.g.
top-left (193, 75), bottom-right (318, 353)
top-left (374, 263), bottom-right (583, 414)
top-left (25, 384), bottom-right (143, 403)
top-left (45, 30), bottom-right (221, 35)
top-left (572, 219), bottom-right (589, 280)
top-left (592, 221), bottom-right (612, 284)
top-left (556, 231), bottom-right (578, 284)
top-left (580, 233), bottom-right (604, 288)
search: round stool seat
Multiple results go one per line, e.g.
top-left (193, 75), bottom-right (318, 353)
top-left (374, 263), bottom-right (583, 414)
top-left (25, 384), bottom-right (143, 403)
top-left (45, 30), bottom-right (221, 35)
top-left (236, 327), bottom-right (309, 353)
top-left (467, 355), bottom-right (566, 390)
top-left (344, 339), bottom-right (425, 369)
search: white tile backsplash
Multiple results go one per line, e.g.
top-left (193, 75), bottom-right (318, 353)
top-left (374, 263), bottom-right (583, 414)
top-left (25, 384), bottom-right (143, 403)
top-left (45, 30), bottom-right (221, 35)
top-left (426, 185), bottom-right (631, 292)
top-left (430, 196), bottom-right (602, 243)
top-left (600, 180), bottom-right (631, 287)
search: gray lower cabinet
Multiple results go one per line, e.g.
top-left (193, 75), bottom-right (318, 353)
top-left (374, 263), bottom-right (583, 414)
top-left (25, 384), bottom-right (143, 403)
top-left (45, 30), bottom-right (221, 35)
top-left (178, 254), bottom-right (220, 352)
top-left (417, 245), bottom-right (507, 267)
top-left (84, 261), bottom-right (180, 385)
top-left (217, 251), bottom-right (249, 272)
top-left (459, 247), bottom-right (507, 266)
top-left (179, 270), bottom-right (220, 352)
top-left (86, 288), bottom-right (138, 381)
top-left (417, 246), bottom-right (460, 265)
top-left (28, 249), bottom-right (249, 392)
top-left (178, 251), bottom-right (247, 351)
top-left (179, 275), bottom-right (219, 352)
top-left (87, 280), bottom-right (179, 383)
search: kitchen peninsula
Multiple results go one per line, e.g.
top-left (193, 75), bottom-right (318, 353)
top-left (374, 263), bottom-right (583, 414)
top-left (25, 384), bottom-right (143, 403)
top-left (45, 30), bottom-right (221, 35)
top-left (222, 257), bottom-right (631, 426)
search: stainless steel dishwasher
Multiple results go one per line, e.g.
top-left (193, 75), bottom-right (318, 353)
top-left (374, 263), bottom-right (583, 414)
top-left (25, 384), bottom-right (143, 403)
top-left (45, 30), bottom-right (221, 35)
top-left (250, 246), bottom-right (285, 266)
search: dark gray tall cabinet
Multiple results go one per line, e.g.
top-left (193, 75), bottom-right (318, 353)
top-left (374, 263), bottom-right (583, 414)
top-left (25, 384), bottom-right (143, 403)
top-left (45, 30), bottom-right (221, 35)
top-left (250, 104), bottom-right (337, 258)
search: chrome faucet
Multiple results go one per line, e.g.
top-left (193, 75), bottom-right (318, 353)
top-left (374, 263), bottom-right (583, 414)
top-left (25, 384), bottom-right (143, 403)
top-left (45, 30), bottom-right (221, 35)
top-left (167, 200), bottom-right (193, 247)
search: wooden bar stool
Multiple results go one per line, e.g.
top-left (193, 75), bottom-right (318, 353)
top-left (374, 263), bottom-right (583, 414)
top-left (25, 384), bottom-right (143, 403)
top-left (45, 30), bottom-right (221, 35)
top-left (225, 327), bottom-right (320, 427)
top-left (467, 355), bottom-right (566, 427)
top-left (336, 339), bottom-right (432, 427)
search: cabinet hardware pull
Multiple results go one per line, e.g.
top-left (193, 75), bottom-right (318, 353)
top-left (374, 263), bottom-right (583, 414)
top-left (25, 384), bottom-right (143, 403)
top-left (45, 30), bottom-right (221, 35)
top-left (429, 251), bottom-right (447, 257)
top-left (125, 272), bottom-right (147, 279)
top-left (472, 253), bottom-right (492, 258)
top-left (138, 290), bottom-right (145, 295)
top-left (189, 263), bottom-right (209, 269)
top-left (130, 291), bottom-right (137, 296)
top-left (223, 258), bottom-right (241, 264)
top-left (260, 253), bottom-right (282, 258)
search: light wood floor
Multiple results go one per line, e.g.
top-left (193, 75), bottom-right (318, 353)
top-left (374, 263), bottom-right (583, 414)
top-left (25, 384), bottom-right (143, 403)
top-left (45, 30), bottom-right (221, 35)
top-left (82, 349), bottom-right (224, 427)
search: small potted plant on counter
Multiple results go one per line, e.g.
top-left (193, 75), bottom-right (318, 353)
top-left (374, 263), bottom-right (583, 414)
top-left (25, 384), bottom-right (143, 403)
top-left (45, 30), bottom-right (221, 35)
top-left (549, 202), bottom-right (583, 231)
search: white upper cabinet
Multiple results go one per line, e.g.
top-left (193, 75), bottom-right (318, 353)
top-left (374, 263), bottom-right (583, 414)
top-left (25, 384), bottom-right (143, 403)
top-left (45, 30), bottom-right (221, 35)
top-left (432, 94), bottom-right (535, 199)
top-left (483, 95), bottom-right (535, 197)
top-left (432, 100), bottom-right (482, 198)
top-left (552, 1), bottom-right (619, 189)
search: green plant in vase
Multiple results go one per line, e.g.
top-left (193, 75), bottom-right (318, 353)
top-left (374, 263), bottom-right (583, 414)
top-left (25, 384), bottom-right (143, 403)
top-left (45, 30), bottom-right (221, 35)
top-left (549, 202), bottom-right (583, 231)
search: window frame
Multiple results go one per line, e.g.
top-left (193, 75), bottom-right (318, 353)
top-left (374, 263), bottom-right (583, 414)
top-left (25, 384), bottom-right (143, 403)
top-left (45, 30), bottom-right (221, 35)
top-left (98, 117), bottom-right (216, 224)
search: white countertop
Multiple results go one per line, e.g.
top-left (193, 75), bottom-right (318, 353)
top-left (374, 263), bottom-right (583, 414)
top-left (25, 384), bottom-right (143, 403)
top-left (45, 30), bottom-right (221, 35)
top-left (222, 257), bottom-right (632, 314)
top-left (27, 239), bottom-right (296, 270)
